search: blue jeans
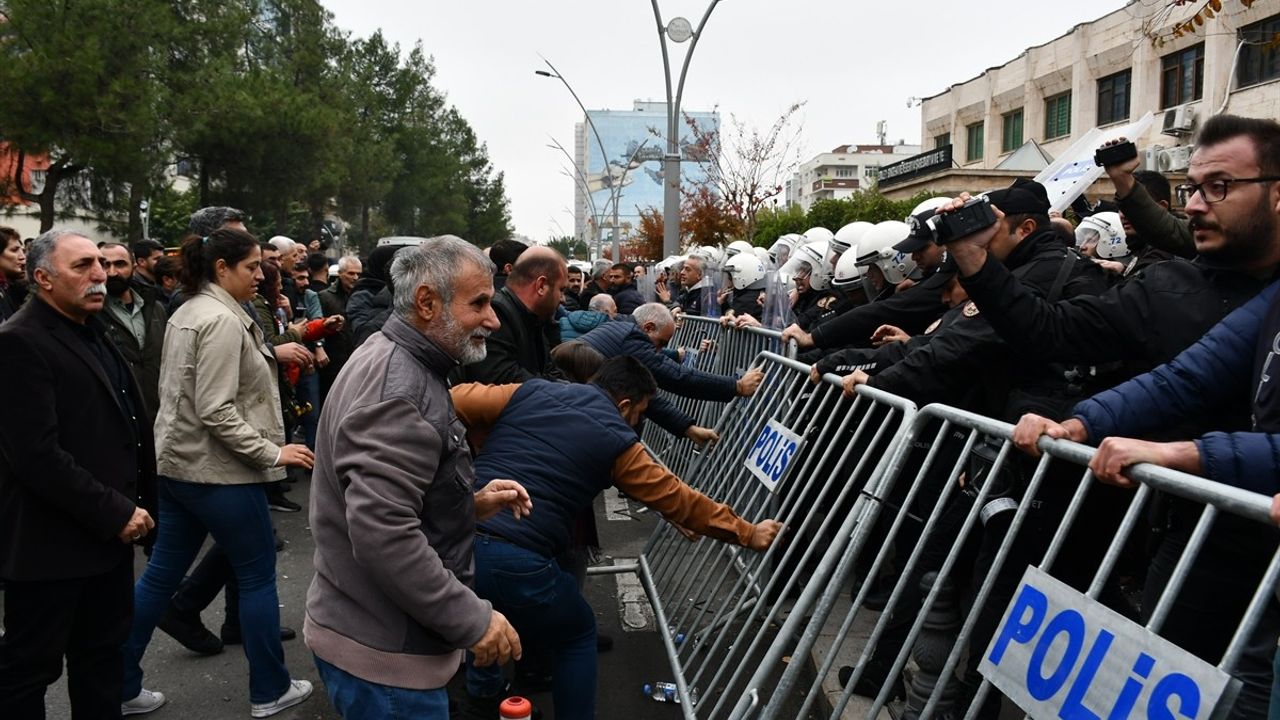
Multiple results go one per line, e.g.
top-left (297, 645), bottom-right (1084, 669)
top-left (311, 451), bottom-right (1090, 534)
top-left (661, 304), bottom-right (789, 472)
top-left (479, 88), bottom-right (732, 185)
top-left (467, 537), bottom-right (597, 720)
top-left (123, 478), bottom-right (289, 703)
top-left (314, 655), bottom-right (450, 719)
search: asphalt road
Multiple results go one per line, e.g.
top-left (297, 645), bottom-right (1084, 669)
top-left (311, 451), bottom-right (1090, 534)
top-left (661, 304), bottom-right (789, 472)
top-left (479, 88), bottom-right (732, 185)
top-left (32, 480), bottom-right (678, 719)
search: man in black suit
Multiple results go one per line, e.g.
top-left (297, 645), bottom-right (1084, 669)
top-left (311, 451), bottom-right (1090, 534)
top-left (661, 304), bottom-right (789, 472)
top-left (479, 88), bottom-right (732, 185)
top-left (0, 228), bottom-right (158, 718)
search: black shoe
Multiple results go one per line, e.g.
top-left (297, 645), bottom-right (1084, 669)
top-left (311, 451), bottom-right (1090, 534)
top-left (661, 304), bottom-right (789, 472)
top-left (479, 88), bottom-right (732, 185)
top-left (222, 625), bottom-right (297, 645)
top-left (267, 495), bottom-right (302, 513)
top-left (158, 608), bottom-right (223, 656)
top-left (596, 633), bottom-right (614, 652)
top-left (837, 663), bottom-right (905, 701)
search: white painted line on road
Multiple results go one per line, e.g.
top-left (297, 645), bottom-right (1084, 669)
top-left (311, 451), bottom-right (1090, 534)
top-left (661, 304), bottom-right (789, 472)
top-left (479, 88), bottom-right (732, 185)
top-left (605, 492), bottom-right (631, 521)
top-left (613, 558), bottom-right (655, 632)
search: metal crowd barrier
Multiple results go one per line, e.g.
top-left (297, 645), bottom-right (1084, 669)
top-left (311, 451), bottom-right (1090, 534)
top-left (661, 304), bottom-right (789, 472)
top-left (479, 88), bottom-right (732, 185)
top-left (641, 316), bottom-right (797, 480)
top-left (625, 351), bottom-right (918, 719)
top-left (723, 396), bottom-right (1280, 720)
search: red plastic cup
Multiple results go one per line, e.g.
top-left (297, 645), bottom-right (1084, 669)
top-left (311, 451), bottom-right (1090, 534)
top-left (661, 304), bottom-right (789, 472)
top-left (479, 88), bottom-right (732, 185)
top-left (499, 696), bottom-right (533, 720)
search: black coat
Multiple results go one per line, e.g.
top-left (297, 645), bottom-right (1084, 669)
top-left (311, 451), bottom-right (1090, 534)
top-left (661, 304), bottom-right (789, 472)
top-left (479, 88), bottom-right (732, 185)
top-left (809, 268), bottom-right (951, 349)
top-left (318, 283), bottom-right (356, 389)
top-left (347, 277), bottom-right (392, 348)
top-left (100, 292), bottom-right (168, 426)
top-left (793, 288), bottom-right (851, 332)
top-left (610, 282), bottom-right (645, 315)
top-left (453, 286), bottom-right (564, 385)
top-left (0, 298), bottom-right (157, 581)
top-left (867, 231), bottom-right (1112, 420)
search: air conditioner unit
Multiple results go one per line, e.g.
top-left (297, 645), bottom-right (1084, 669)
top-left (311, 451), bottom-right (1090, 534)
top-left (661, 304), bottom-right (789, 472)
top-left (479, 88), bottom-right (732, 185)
top-left (1142, 144), bottom-right (1166, 172)
top-left (1161, 105), bottom-right (1197, 136)
top-left (1158, 145), bottom-right (1194, 173)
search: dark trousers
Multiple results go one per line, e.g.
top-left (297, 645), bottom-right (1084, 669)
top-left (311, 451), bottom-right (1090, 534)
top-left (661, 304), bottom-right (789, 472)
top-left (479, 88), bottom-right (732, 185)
top-left (170, 544), bottom-right (238, 629)
top-left (0, 559), bottom-right (134, 719)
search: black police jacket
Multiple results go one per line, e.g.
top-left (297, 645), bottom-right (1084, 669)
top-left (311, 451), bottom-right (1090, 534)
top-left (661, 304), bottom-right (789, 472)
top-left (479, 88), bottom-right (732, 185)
top-left (867, 230), bottom-right (1111, 420)
top-left (794, 288), bottom-right (854, 332)
top-left (809, 268), bottom-right (950, 349)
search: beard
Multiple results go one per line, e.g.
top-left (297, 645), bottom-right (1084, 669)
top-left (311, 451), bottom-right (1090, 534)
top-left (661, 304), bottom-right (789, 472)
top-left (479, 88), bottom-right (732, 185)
top-left (105, 275), bottom-right (131, 296)
top-left (433, 311), bottom-right (490, 365)
top-left (1193, 193), bottom-right (1279, 267)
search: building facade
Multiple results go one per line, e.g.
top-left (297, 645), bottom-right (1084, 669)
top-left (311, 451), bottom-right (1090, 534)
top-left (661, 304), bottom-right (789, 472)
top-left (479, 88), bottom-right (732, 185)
top-left (882, 0), bottom-right (1279, 200)
top-left (785, 143), bottom-right (921, 211)
top-left (573, 100), bottom-right (718, 252)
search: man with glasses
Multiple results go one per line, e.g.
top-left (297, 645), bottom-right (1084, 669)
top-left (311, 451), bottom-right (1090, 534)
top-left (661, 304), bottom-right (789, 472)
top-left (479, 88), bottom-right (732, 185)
top-left (948, 113), bottom-right (1280, 719)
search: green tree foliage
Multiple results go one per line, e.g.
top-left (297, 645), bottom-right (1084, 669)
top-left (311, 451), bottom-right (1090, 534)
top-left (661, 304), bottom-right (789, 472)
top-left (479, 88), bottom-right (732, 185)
top-left (546, 235), bottom-right (589, 260)
top-left (751, 204), bottom-right (808, 247)
top-left (0, 0), bottom-right (513, 247)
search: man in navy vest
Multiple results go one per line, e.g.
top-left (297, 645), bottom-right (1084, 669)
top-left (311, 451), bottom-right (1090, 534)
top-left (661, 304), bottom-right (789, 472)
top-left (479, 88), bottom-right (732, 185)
top-left (451, 356), bottom-right (782, 720)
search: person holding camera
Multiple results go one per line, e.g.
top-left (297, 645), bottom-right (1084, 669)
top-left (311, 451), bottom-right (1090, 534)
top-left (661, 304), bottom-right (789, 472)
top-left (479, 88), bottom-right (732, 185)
top-left (1097, 137), bottom-right (1195, 262)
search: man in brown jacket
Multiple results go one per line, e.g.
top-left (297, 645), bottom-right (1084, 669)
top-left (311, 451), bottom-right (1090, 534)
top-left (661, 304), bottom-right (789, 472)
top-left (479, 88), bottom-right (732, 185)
top-left (304, 236), bottom-right (531, 720)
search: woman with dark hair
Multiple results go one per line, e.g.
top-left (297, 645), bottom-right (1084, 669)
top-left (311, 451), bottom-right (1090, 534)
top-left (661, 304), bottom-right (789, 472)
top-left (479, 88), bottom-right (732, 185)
top-left (121, 227), bottom-right (315, 717)
top-left (0, 226), bottom-right (27, 322)
top-left (550, 340), bottom-right (605, 384)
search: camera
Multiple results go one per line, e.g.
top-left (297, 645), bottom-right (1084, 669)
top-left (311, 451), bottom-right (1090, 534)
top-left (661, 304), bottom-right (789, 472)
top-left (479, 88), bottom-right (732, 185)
top-left (1093, 140), bottom-right (1137, 167)
top-left (909, 196), bottom-right (999, 245)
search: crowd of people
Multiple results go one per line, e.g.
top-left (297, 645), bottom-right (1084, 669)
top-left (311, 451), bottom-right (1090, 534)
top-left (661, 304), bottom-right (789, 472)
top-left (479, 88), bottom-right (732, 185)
top-left (0, 109), bottom-right (1277, 720)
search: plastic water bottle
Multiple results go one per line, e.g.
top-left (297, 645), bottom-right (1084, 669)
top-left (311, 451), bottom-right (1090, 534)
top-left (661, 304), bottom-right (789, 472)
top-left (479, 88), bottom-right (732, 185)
top-left (642, 682), bottom-right (698, 705)
top-left (499, 696), bottom-right (533, 719)
top-left (667, 624), bottom-right (686, 646)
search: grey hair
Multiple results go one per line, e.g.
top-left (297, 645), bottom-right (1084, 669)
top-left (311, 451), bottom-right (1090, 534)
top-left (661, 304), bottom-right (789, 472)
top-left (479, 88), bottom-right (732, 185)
top-left (336, 254), bottom-right (361, 272)
top-left (588, 293), bottom-right (616, 313)
top-left (268, 236), bottom-right (295, 253)
top-left (390, 235), bottom-right (494, 319)
top-left (27, 228), bottom-right (89, 284)
top-left (632, 302), bottom-right (675, 330)
top-left (188, 206), bottom-right (245, 236)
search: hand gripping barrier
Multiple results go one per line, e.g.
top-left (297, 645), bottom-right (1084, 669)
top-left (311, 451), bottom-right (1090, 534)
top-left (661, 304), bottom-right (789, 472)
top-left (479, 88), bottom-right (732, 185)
top-left (726, 398), bottom-right (1280, 720)
top-left (641, 316), bottom-right (798, 481)
top-left (628, 351), bottom-right (918, 719)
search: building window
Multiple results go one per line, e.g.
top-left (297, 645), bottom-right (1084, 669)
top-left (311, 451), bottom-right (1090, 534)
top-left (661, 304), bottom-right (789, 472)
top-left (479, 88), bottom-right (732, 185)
top-left (965, 122), bottom-right (985, 163)
top-left (865, 166), bottom-right (879, 179)
top-left (934, 133), bottom-right (951, 149)
top-left (835, 167), bottom-right (856, 178)
top-left (1001, 109), bottom-right (1024, 153)
top-left (1044, 92), bottom-right (1072, 140)
top-left (1238, 15), bottom-right (1280, 89)
top-left (1096, 69), bottom-right (1131, 126)
top-left (1161, 43), bottom-right (1204, 108)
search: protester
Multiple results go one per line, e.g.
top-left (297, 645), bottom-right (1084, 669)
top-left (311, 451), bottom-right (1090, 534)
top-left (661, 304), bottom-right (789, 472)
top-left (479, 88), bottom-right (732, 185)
top-left (488, 237), bottom-right (529, 290)
top-left (348, 243), bottom-right (400, 346)
top-left (317, 254), bottom-right (361, 396)
top-left (131, 238), bottom-right (166, 297)
top-left (0, 225), bottom-right (28, 321)
top-left (560, 292), bottom-right (617, 341)
top-left (123, 227), bottom-right (316, 718)
top-left (608, 262), bottom-right (644, 314)
top-left (305, 236), bottom-right (528, 720)
top-left (677, 255), bottom-right (711, 316)
top-left (153, 255), bottom-right (181, 308)
top-left (455, 355), bottom-right (782, 719)
top-left (563, 264), bottom-right (584, 311)
top-left (0, 229), bottom-right (157, 719)
top-left (454, 245), bottom-right (568, 384)
top-left (99, 241), bottom-right (168, 426)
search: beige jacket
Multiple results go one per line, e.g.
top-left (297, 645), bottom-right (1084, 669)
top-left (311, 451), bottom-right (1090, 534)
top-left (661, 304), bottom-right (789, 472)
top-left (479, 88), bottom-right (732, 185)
top-left (154, 283), bottom-right (285, 484)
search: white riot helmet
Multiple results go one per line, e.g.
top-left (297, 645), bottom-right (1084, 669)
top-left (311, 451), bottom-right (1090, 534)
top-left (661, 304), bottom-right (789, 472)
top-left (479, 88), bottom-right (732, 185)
top-left (832, 249), bottom-right (866, 288)
top-left (725, 240), bottom-right (755, 258)
top-left (855, 221), bottom-right (917, 284)
top-left (802, 227), bottom-right (835, 245)
top-left (1076, 212), bottom-right (1126, 257)
top-left (751, 246), bottom-right (772, 265)
top-left (832, 222), bottom-right (874, 255)
top-left (724, 252), bottom-right (767, 290)
top-left (909, 196), bottom-right (954, 218)
top-left (782, 239), bottom-right (833, 291)
top-left (691, 245), bottom-right (724, 270)
top-left (769, 233), bottom-right (802, 266)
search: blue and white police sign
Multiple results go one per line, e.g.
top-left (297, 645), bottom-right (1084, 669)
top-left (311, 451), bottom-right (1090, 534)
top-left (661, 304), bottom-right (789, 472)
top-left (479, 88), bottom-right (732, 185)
top-left (980, 567), bottom-right (1237, 719)
top-left (744, 418), bottom-right (802, 493)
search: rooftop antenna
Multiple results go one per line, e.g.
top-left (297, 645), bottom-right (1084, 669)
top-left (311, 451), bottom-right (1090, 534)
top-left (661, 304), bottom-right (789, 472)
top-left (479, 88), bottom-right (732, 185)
top-left (875, 120), bottom-right (887, 146)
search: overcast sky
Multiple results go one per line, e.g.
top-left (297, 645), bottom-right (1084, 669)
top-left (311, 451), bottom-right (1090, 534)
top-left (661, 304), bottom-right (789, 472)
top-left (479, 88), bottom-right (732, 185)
top-left (323, 0), bottom-right (1128, 242)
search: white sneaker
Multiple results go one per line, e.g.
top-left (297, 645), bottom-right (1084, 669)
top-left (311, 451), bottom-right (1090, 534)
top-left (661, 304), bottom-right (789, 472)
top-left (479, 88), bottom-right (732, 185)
top-left (250, 679), bottom-right (313, 718)
top-left (122, 688), bottom-right (167, 716)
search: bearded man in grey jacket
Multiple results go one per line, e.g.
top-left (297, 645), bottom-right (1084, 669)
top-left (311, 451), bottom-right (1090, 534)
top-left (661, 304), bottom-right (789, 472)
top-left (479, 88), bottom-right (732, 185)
top-left (304, 236), bottom-right (532, 719)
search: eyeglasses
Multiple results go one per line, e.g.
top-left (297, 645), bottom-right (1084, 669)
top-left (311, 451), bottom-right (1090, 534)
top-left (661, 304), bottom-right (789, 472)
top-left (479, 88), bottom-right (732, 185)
top-left (1175, 177), bottom-right (1280, 205)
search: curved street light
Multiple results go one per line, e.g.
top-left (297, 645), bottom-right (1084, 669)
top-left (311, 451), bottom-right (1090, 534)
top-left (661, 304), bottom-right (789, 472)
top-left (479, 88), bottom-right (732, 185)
top-left (649, 0), bottom-right (723, 258)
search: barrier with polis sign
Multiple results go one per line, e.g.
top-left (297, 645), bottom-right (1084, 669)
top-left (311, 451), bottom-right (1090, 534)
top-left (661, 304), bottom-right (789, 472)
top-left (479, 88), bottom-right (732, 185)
top-left (617, 351), bottom-right (918, 719)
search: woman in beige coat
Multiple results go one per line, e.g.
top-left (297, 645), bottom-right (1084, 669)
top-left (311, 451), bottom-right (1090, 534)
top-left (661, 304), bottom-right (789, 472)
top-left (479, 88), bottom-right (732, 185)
top-left (121, 227), bottom-right (315, 718)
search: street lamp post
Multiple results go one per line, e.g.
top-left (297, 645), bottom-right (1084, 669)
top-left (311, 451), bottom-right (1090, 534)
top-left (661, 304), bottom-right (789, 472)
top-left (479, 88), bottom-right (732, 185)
top-left (536, 59), bottom-right (625, 263)
top-left (649, 0), bottom-right (722, 258)
top-left (547, 137), bottom-right (604, 257)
